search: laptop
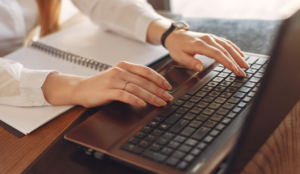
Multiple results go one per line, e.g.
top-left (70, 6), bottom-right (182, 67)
top-left (65, 9), bottom-right (300, 174)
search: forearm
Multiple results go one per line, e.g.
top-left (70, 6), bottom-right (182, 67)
top-left (41, 73), bottom-right (86, 106)
top-left (146, 19), bottom-right (172, 45)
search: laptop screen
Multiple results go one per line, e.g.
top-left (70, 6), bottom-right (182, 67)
top-left (224, 9), bottom-right (300, 174)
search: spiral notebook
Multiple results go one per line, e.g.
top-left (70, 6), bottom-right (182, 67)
top-left (0, 20), bottom-right (168, 137)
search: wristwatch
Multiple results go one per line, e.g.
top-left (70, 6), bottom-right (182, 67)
top-left (161, 21), bottom-right (190, 48)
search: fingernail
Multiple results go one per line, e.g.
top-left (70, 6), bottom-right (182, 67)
top-left (156, 97), bottom-right (167, 106)
top-left (164, 80), bottom-right (172, 90)
top-left (240, 69), bottom-right (247, 77)
top-left (196, 64), bottom-right (203, 72)
top-left (243, 61), bottom-right (250, 68)
top-left (163, 91), bottom-right (174, 101)
top-left (137, 99), bottom-right (147, 106)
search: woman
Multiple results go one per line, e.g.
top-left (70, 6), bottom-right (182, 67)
top-left (0, 0), bottom-right (249, 108)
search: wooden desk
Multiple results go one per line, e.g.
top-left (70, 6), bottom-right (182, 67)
top-left (1, 100), bottom-right (300, 174)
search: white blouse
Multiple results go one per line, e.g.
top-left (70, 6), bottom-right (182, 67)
top-left (0, 0), bottom-right (161, 106)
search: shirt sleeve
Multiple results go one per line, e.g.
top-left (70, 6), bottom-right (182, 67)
top-left (0, 58), bottom-right (57, 107)
top-left (71, 0), bottom-right (163, 42)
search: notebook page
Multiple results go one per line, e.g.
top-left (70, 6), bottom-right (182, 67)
top-left (0, 105), bottom-right (72, 134)
top-left (39, 20), bottom-right (169, 66)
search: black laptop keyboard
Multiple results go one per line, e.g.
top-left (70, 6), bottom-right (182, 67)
top-left (120, 56), bottom-right (268, 170)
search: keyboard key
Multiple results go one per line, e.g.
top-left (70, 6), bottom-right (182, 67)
top-left (220, 92), bottom-right (232, 98)
top-left (244, 82), bottom-right (255, 88)
top-left (214, 66), bottom-right (224, 72)
top-left (220, 81), bottom-right (231, 87)
top-left (203, 120), bottom-right (217, 128)
top-left (121, 143), bottom-right (144, 154)
top-left (183, 102), bottom-right (195, 109)
top-left (209, 91), bottom-right (220, 97)
top-left (192, 126), bottom-right (211, 140)
top-left (158, 123), bottom-right (171, 130)
top-left (195, 114), bottom-right (209, 122)
top-left (196, 101), bottom-right (209, 108)
top-left (249, 77), bottom-right (260, 83)
top-left (214, 86), bottom-right (226, 92)
top-left (189, 96), bottom-right (201, 103)
top-left (227, 112), bottom-right (236, 118)
top-left (156, 137), bottom-right (168, 145)
top-left (222, 102), bottom-right (235, 110)
top-left (202, 108), bottom-right (215, 116)
top-left (218, 73), bottom-right (229, 78)
top-left (142, 150), bottom-right (167, 162)
top-left (189, 107), bottom-right (203, 114)
top-left (173, 99), bottom-right (185, 106)
top-left (214, 97), bottom-right (226, 104)
top-left (243, 97), bottom-right (251, 102)
top-left (223, 69), bottom-right (232, 73)
top-left (216, 108), bottom-right (229, 115)
top-left (139, 140), bottom-right (150, 148)
top-left (168, 141), bottom-right (181, 149)
top-left (196, 91), bottom-right (207, 97)
top-left (251, 64), bottom-right (261, 69)
top-left (203, 135), bottom-right (214, 143)
top-left (228, 97), bottom-right (240, 104)
top-left (179, 145), bottom-right (192, 153)
top-left (246, 69), bottom-right (257, 74)
top-left (255, 58), bottom-right (267, 65)
top-left (135, 131), bottom-right (146, 138)
top-left (232, 107), bottom-right (242, 113)
top-left (226, 87), bottom-right (238, 93)
top-left (166, 157), bottom-right (179, 166)
top-left (210, 130), bottom-right (220, 136)
top-left (179, 94), bottom-right (191, 100)
top-left (174, 135), bottom-right (187, 143)
top-left (183, 113), bottom-right (196, 120)
top-left (190, 149), bottom-right (201, 157)
top-left (163, 132), bottom-right (175, 139)
top-left (248, 92), bottom-right (256, 97)
top-left (207, 81), bottom-right (218, 87)
top-left (149, 143), bottom-right (162, 152)
top-left (203, 96), bottom-right (215, 103)
top-left (246, 56), bottom-right (258, 64)
top-left (128, 137), bottom-right (140, 144)
top-left (215, 124), bottom-right (225, 130)
top-left (185, 139), bottom-right (199, 146)
top-left (225, 77), bottom-right (235, 82)
top-left (231, 82), bottom-right (243, 88)
top-left (189, 120), bottom-right (202, 128)
top-left (208, 102), bottom-right (221, 110)
top-left (176, 107), bottom-right (189, 114)
top-left (169, 119), bottom-right (189, 133)
top-left (234, 92), bottom-right (246, 98)
top-left (165, 113), bottom-right (182, 124)
top-left (161, 147), bottom-right (174, 155)
top-left (210, 114), bottom-right (223, 122)
top-left (237, 102), bottom-right (247, 108)
top-left (177, 161), bottom-right (188, 170)
top-left (239, 87), bottom-right (251, 93)
top-left (160, 105), bottom-right (178, 117)
top-left (184, 154), bottom-right (195, 162)
top-left (197, 142), bottom-right (207, 149)
top-left (154, 116), bottom-right (165, 122)
top-left (202, 86), bottom-right (213, 92)
top-left (148, 121), bottom-right (159, 127)
top-left (172, 151), bottom-right (186, 159)
top-left (181, 127), bottom-right (196, 137)
top-left (145, 135), bottom-right (157, 142)
top-left (152, 129), bottom-right (164, 136)
top-left (212, 77), bottom-right (224, 82)
top-left (141, 126), bottom-right (153, 133)
top-left (235, 77), bottom-right (248, 83)
top-left (222, 118), bottom-right (232, 124)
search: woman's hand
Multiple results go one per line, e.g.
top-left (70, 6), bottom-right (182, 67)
top-left (147, 19), bottom-right (249, 76)
top-left (42, 61), bottom-right (173, 108)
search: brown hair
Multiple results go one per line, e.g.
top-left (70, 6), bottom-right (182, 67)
top-left (36, 0), bottom-right (61, 37)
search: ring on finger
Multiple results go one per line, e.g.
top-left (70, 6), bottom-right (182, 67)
top-left (123, 80), bottom-right (130, 90)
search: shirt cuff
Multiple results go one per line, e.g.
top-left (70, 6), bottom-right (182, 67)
top-left (19, 68), bottom-right (58, 106)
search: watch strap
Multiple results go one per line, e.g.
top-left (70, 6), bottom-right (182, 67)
top-left (161, 23), bottom-right (176, 48)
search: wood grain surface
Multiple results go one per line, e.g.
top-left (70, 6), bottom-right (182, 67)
top-left (0, 106), bottom-right (86, 174)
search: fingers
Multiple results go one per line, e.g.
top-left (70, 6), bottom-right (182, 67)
top-left (105, 89), bottom-right (147, 107)
top-left (116, 61), bottom-right (172, 90)
top-left (171, 51), bottom-right (204, 72)
top-left (212, 36), bottom-right (249, 69)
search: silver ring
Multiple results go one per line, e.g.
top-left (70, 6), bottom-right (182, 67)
top-left (123, 80), bottom-right (129, 90)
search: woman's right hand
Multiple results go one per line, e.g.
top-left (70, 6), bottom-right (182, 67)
top-left (42, 61), bottom-right (174, 108)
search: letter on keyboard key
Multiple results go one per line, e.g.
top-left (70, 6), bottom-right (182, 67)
top-left (191, 126), bottom-right (211, 140)
top-left (142, 150), bottom-right (167, 162)
top-left (165, 113), bottom-right (182, 124)
top-left (169, 119), bottom-right (189, 133)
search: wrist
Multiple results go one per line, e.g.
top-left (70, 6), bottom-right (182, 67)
top-left (146, 19), bottom-right (172, 45)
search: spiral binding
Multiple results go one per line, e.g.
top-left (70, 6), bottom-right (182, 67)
top-left (29, 41), bottom-right (112, 71)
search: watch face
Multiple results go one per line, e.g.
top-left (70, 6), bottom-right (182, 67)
top-left (173, 21), bottom-right (190, 30)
